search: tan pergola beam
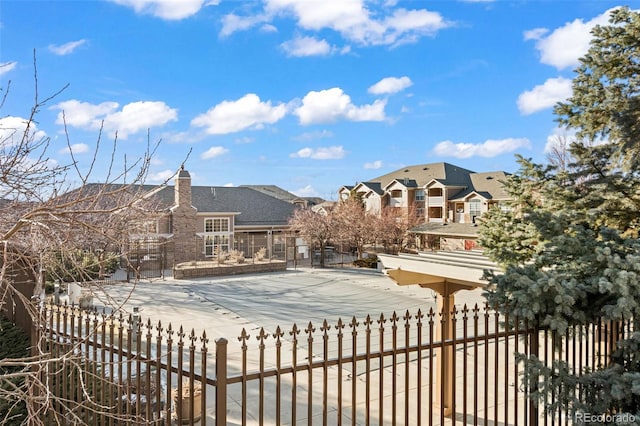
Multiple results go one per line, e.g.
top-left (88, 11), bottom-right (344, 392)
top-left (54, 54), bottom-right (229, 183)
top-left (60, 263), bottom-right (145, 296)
top-left (378, 253), bottom-right (496, 416)
top-left (386, 268), bottom-right (481, 294)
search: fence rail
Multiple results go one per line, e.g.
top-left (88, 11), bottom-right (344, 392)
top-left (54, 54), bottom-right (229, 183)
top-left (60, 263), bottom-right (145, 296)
top-left (35, 302), bottom-right (628, 425)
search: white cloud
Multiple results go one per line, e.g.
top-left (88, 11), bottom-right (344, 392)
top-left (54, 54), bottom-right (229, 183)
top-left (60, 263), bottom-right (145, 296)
top-left (59, 143), bottom-right (90, 155)
top-left (544, 127), bottom-right (608, 153)
top-left (261, 24), bottom-right (278, 33)
top-left (0, 61), bottom-right (17, 76)
top-left (281, 36), bottom-right (333, 57)
top-left (523, 28), bottom-right (548, 41)
top-left (290, 145), bottom-right (345, 160)
top-left (364, 160), bottom-right (383, 169)
top-left (544, 128), bottom-right (574, 154)
top-left (292, 184), bottom-right (320, 197)
top-left (48, 39), bottom-right (87, 56)
top-left (201, 146), bottom-right (229, 159)
top-left (526, 9), bottom-right (614, 69)
top-left (150, 156), bottom-right (165, 166)
top-left (0, 116), bottom-right (48, 147)
top-left (383, 8), bottom-right (448, 44)
top-left (234, 136), bottom-right (255, 144)
top-left (147, 169), bottom-right (177, 183)
top-left (220, 13), bottom-right (269, 37)
top-left (160, 130), bottom-right (203, 144)
top-left (433, 138), bottom-right (531, 159)
top-left (517, 77), bottom-right (572, 115)
top-left (226, 0), bottom-right (451, 46)
top-left (55, 100), bottom-right (119, 128)
top-left (54, 99), bottom-right (178, 139)
top-left (191, 94), bottom-right (287, 135)
top-left (293, 129), bottom-right (334, 142)
top-left (294, 87), bottom-right (386, 125)
top-left (110, 0), bottom-right (218, 20)
top-left (103, 102), bottom-right (178, 138)
top-left (368, 76), bottom-right (412, 95)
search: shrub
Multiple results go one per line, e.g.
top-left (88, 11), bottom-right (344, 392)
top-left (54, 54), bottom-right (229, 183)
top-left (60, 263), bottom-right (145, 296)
top-left (216, 250), bottom-right (229, 264)
top-left (254, 247), bottom-right (267, 261)
top-left (46, 250), bottom-right (120, 282)
top-left (353, 255), bottom-right (378, 268)
top-left (229, 250), bottom-right (245, 264)
top-left (0, 318), bottom-right (30, 425)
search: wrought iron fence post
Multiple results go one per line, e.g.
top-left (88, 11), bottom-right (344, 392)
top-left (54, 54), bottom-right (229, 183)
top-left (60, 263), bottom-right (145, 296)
top-left (215, 338), bottom-right (228, 426)
top-left (529, 327), bottom-right (539, 426)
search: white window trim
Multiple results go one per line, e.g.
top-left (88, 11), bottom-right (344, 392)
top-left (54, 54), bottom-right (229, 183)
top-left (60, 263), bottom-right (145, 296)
top-left (204, 217), bottom-right (233, 257)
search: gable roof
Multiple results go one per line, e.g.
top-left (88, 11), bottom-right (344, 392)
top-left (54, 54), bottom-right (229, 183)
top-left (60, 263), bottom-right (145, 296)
top-left (152, 185), bottom-right (297, 227)
top-left (385, 178), bottom-right (418, 189)
top-left (449, 171), bottom-right (511, 201)
top-left (469, 171), bottom-right (510, 200)
top-left (368, 162), bottom-right (476, 188)
top-left (241, 185), bottom-right (324, 208)
top-left (354, 181), bottom-right (384, 195)
top-left (240, 185), bottom-right (300, 202)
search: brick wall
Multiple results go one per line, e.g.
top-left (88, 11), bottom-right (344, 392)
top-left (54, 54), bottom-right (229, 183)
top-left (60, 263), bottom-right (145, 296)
top-left (173, 260), bottom-right (287, 279)
top-left (171, 168), bottom-right (198, 265)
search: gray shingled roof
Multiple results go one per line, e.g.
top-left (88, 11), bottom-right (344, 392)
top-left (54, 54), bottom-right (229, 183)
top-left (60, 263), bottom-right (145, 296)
top-left (449, 171), bottom-right (510, 201)
top-left (152, 185), bottom-right (297, 227)
top-left (357, 182), bottom-right (384, 195)
top-left (369, 162), bottom-right (476, 188)
top-left (240, 185), bottom-right (324, 207)
top-left (469, 172), bottom-right (511, 200)
top-left (240, 185), bottom-right (299, 202)
top-left (386, 178), bottom-right (418, 189)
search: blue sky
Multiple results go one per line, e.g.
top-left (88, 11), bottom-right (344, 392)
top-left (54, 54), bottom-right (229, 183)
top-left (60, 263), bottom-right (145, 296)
top-left (0, 1), bottom-right (633, 200)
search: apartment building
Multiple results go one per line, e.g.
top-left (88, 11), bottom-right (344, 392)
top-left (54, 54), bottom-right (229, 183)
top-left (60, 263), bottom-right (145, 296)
top-left (339, 162), bottom-right (510, 250)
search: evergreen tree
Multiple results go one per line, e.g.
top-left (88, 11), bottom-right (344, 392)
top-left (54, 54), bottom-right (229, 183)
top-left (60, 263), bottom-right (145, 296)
top-left (479, 7), bottom-right (640, 418)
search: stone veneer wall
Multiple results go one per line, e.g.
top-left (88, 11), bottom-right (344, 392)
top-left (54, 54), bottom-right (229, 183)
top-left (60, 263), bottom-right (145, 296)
top-left (171, 169), bottom-right (199, 265)
top-left (173, 261), bottom-right (287, 279)
top-left (171, 205), bottom-right (198, 264)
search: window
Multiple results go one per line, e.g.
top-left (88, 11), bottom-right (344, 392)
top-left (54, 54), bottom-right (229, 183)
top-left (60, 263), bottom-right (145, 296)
top-left (390, 190), bottom-right (402, 198)
top-left (415, 190), bottom-right (425, 202)
top-left (205, 218), bottom-right (229, 233)
top-left (497, 202), bottom-right (512, 213)
top-left (205, 236), bottom-right (214, 256)
top-left (469, 198), bottom-right (482, 219)
top-left (204, 235), bottom-right (230, 256)
top-left (429, 206), bottom-right (443, 218)
top-left (204, 218), bottom-right (232, 257)
top-left (428, 188), bottom-right (443, 197)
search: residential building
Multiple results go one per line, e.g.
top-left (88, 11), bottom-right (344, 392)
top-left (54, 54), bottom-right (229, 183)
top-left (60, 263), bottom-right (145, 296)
top-left (135, 167), bottom-right (300, 266)
top-left (338, 162), bottom-right (510, 250)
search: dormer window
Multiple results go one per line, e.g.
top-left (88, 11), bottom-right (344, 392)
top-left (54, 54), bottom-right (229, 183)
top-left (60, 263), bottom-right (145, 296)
top-left (390, 190), bottom-right (402, 198)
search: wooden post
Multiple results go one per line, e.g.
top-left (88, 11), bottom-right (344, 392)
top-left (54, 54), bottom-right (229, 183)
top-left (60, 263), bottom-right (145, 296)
top-left (215, 338), bottom-right (228, 426)
top-left (436, 288), bottom-right (456, 416)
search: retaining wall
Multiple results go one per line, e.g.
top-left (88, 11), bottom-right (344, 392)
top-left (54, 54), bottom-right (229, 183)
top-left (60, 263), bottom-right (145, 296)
top-left (173, 260), bottom-right (287, 279)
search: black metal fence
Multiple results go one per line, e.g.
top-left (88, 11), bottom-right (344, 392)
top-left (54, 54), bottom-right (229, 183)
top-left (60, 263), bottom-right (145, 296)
top-left (36, 301), bottom-right (631, 425)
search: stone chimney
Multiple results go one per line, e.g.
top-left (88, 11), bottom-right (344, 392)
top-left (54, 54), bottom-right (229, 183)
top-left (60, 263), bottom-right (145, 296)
top-left (175, 165), bottom-right (192, 207)
top-left (171, 166), bottom-right (197, 265)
